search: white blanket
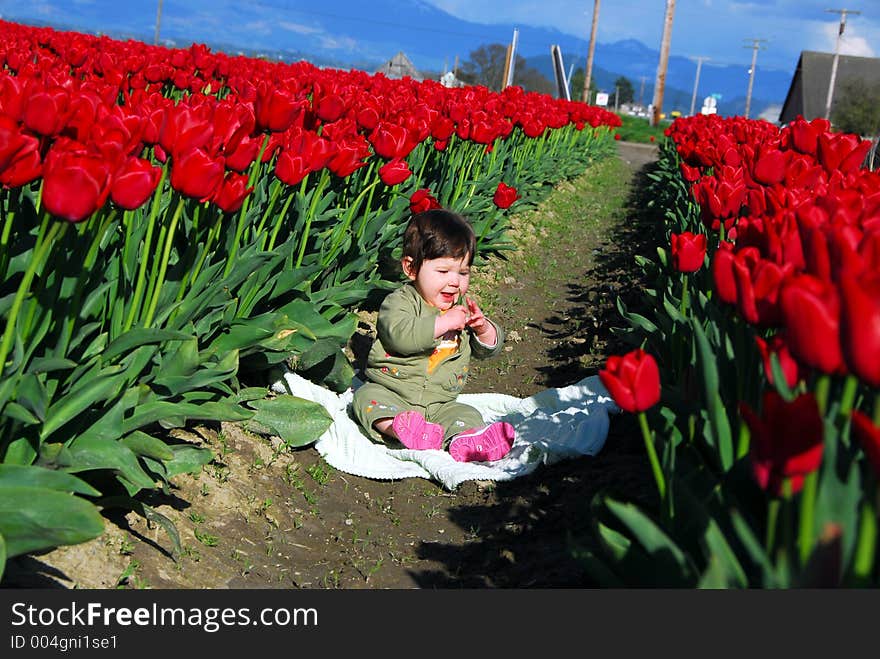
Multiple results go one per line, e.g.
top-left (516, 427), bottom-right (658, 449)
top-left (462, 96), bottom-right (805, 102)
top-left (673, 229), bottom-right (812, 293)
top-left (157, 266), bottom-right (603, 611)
top-left (271, 370), bottom-right (620, 491)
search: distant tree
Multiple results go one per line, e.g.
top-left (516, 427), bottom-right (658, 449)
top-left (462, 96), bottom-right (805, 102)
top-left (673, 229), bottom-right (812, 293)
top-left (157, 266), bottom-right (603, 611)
top-left (458, 44), bottom-right (554, 95)
top-left (458, 43), bottom-right (508, 90)
top-left (832, 77), bottom-right (880, 138)
top-left (614, 76), bottom-right (635, 105)
top-left (568, 67), bottom-right (597, 103)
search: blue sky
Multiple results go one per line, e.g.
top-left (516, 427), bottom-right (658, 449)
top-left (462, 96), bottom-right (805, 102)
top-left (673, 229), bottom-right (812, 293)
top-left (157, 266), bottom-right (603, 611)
top-left (0, 1), bottom-right (875, 73)
top-left (429, 0), bottom-right (877, 71)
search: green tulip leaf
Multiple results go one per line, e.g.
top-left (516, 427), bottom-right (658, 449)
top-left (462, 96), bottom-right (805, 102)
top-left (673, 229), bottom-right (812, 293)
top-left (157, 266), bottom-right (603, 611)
top-left (162, 444), bottom-right (214, 480)
top-left (121, 431), bottom-right (175, 462)
top-left (0, 464), bottom-right (101, 497)
top-left (0, 486), bottom-right (104, 558)
top-left (247, 395), bottom-right (333, 447)
top-left (60, 436), bottom-right (157, 493)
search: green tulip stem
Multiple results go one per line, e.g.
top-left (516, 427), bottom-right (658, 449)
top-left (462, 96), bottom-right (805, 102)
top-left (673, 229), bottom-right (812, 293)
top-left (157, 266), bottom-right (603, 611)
top-left (294, 168), bottom-right (330, 269)
top-left (0, 217), bottom-right (66, 374)
top-left (123, 165), bottom-right (167, 333)
top-left (797, 470), bottom-right (818, 567)
top-left (835, 375), bottom-right (860, 432)
top-left (266, 182), bottom-right (299, 253)
top-left (0, 206), bottom-right (15, 282)
top-left (874, 393), bottom-right (880, 427)
top-left (736, 417), bottom-right (750, 460)
top-left (765, 497), bottom-right (780, 555)
top-left (59, 210), bottom-right (115, 355)
top-left (679, 274), bottom-right (690, 317)
top-left (355, 175), bottom-right (379, 241)
top-left (324, 178), bottom-right (379, 266)
top-left (255, 178), bottom-right (283, 244)
top-left (143, 196), bottom-right (184, 327)
top-left (814, 374), bottom-right (831, 417)
top-left (852, 492), bottom-right (877, 584)
top-left (637, 411), bottom-right (667, 506)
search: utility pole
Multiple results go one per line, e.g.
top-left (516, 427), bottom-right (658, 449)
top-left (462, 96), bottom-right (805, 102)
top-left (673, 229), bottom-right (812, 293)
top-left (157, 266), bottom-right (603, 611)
top-left (583, 0), bottom-right (601, 103)
top-left (824, 8), bottom-right (861, 121)
top-left (743, 38), bottom-right (767, 119)
top-left (501, 28), bottom-right (519, 89)
top-left (651, 0), bottom-right (676, 126)
top-left (689, 56), bottom-right (709, 116)
top-left (154, 0), bottom-right (163, 45)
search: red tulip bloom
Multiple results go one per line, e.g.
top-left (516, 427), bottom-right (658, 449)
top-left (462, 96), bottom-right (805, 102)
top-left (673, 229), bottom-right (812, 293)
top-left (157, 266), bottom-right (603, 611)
top-left (839, 270), bottom-right (880, 387)
top-left (110, 156), bottom-right (161, 210)
top-left (493, 182), bottom-right (520, 209)
top-left (369, 121), bottom-right (416, 160)
top-left (670, 232), bottom-right (707, 272)
top-left (409, 188), bottom-right (441, 214)
top-left (22, 86), bottom-right (70, 137)
top-left (212, 171), bottom-right (252, 213)
top-left (741, 391), bottom-right (824, 496)
top-left (378, 158), bottom-right (412, 186)
top-left (599, 349), bottom-right (661, 413)
top-left (0, 116), bottom-right (42, 188)
top-left (851, 411), bottom-right (880, 478)
top-left (779, 273), bottom-right (846, 375)
top-left (42, 145), bottom-right (112, 222)
top-left (326, 134), bottom-right (369, 178)
top-left (254, 83), bottom-right (306, 133)
top-left (755, 333), bottom-right (800, 388)
top-left (170, 147), bottom-right (225, 201)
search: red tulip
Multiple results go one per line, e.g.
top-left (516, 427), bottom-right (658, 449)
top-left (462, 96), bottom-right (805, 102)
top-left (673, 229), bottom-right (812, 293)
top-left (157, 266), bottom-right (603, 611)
top-left (851, 411), bottom-right (880, 478)
top-left (838, 270), bottom-right (880, 387)
top-left (369, 121), bottom-right (416, 160)
top-left (0, 116), bottom-right (42, 188)
top-left (779, 273), bottom-right (845, 375)
top-left (731, 248), bottom-right (792, 327)
top-left (22, 85), bottom-right (70, 137)
top-left (110, 156), bottom-right (161, 210)
top-left (670, 232), bottom-right (707, 272)
top-left (741, 391), bottom-right (824, 496)
top-left (212, 171), bottom-right (252, 213)
top-left (752, 147), bottom-right (787, 186)
top-left (378, 158), bottom-right (411, 186)
top-left (254, 82), bottom-right (306, 133)
top-left (42, 144), bottom-right (112, 222)
top-left (755, 333), bottom-right (800, 388)
top-left (169, 147), bottom-right (224, 201)
top-left (326, 134), bottom-right (369, 178)
top-left (598, 349), bottom-right (661, 413)
top-left (493, 182), bottom-right (520, 209)
top-left (409, 188), bottom-right (441, 214)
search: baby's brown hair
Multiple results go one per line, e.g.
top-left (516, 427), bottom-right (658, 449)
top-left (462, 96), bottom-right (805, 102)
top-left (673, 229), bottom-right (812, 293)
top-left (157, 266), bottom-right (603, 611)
top-left (402, 209), bottom-right (476, 275)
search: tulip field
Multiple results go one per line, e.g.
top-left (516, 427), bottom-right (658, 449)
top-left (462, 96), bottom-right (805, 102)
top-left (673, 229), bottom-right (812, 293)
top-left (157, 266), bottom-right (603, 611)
top-left (592, 114), bottom-right (880, 586)
top-left (0, 19), bottom-right (623, 580)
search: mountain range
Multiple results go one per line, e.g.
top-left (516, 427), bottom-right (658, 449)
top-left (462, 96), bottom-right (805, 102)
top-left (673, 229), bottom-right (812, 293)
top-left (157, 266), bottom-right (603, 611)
top-left (1, 0), bottom-right (793, 118)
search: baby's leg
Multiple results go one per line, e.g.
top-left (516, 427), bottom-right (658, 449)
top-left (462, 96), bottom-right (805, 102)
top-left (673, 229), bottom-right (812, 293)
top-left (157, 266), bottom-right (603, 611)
top-left (430, 401), bottom-right (514, 462)
top-left (351, 383), bottom-right (442, 449)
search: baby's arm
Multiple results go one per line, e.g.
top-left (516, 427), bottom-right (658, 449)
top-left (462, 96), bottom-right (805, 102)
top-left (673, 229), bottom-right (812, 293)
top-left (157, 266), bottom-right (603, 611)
top-left (465, 297), bottom-right (497, 347)
top-left (376, 292), bottom-right (438, 355)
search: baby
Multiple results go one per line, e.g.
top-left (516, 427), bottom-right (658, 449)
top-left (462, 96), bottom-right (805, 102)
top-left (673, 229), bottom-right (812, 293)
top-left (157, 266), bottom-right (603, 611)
top-left (352, 208), bottom-right (515, 462)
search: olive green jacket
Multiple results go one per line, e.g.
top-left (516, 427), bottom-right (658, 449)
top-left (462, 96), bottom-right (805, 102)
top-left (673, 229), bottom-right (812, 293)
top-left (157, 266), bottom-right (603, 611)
top-left (364, 283), bottom-right (504, 406)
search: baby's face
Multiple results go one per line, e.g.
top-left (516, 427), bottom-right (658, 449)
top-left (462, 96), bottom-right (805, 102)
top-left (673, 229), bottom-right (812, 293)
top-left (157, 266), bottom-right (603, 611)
top-left (405, 255), bottom-right (471, 310)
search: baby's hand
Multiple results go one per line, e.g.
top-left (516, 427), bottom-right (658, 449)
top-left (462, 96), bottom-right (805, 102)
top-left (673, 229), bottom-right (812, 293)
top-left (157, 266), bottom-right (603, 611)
top-left (465, 297), bottom-right (497, 345)
top-left (435, 304), bottom-right (469, 336)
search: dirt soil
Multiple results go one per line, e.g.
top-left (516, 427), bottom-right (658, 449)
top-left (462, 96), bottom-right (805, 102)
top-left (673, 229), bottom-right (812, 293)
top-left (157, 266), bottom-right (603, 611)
top-left (4, 142), bottom-right (659, 589)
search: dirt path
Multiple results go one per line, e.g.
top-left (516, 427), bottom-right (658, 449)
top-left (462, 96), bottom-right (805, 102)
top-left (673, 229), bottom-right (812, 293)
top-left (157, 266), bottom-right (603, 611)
top-left (4, 142), bottom-right (658, 589)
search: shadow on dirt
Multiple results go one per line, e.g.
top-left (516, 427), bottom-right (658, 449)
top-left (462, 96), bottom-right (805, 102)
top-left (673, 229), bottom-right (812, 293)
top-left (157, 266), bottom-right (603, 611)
top-left (404, 158), bottom-right (663, 587)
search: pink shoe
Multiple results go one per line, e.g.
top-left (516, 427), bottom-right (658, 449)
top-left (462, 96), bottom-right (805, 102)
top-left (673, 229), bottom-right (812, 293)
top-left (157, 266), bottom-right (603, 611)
top-left (448, 422), bottom-right (515, 462)
top-left (391, 411), bottom-right (444, 450)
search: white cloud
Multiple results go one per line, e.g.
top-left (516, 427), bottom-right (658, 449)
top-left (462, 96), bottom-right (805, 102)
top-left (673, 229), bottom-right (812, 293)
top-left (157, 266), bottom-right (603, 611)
top-left (278, 21), bottom-right (323, 36)
top-left (823, 23), bottom-right (875, 58)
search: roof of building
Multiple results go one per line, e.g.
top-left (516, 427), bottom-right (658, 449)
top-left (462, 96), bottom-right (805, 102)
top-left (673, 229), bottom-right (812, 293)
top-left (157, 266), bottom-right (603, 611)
top-left (375, 51), bottom-right (423, 81)
top-left (779, 50), bottom-right (880, 124)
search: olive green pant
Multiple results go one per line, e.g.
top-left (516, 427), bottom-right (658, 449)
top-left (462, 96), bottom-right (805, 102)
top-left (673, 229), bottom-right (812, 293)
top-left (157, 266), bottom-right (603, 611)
top-left (351, 382), bottom-right (485, 446)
